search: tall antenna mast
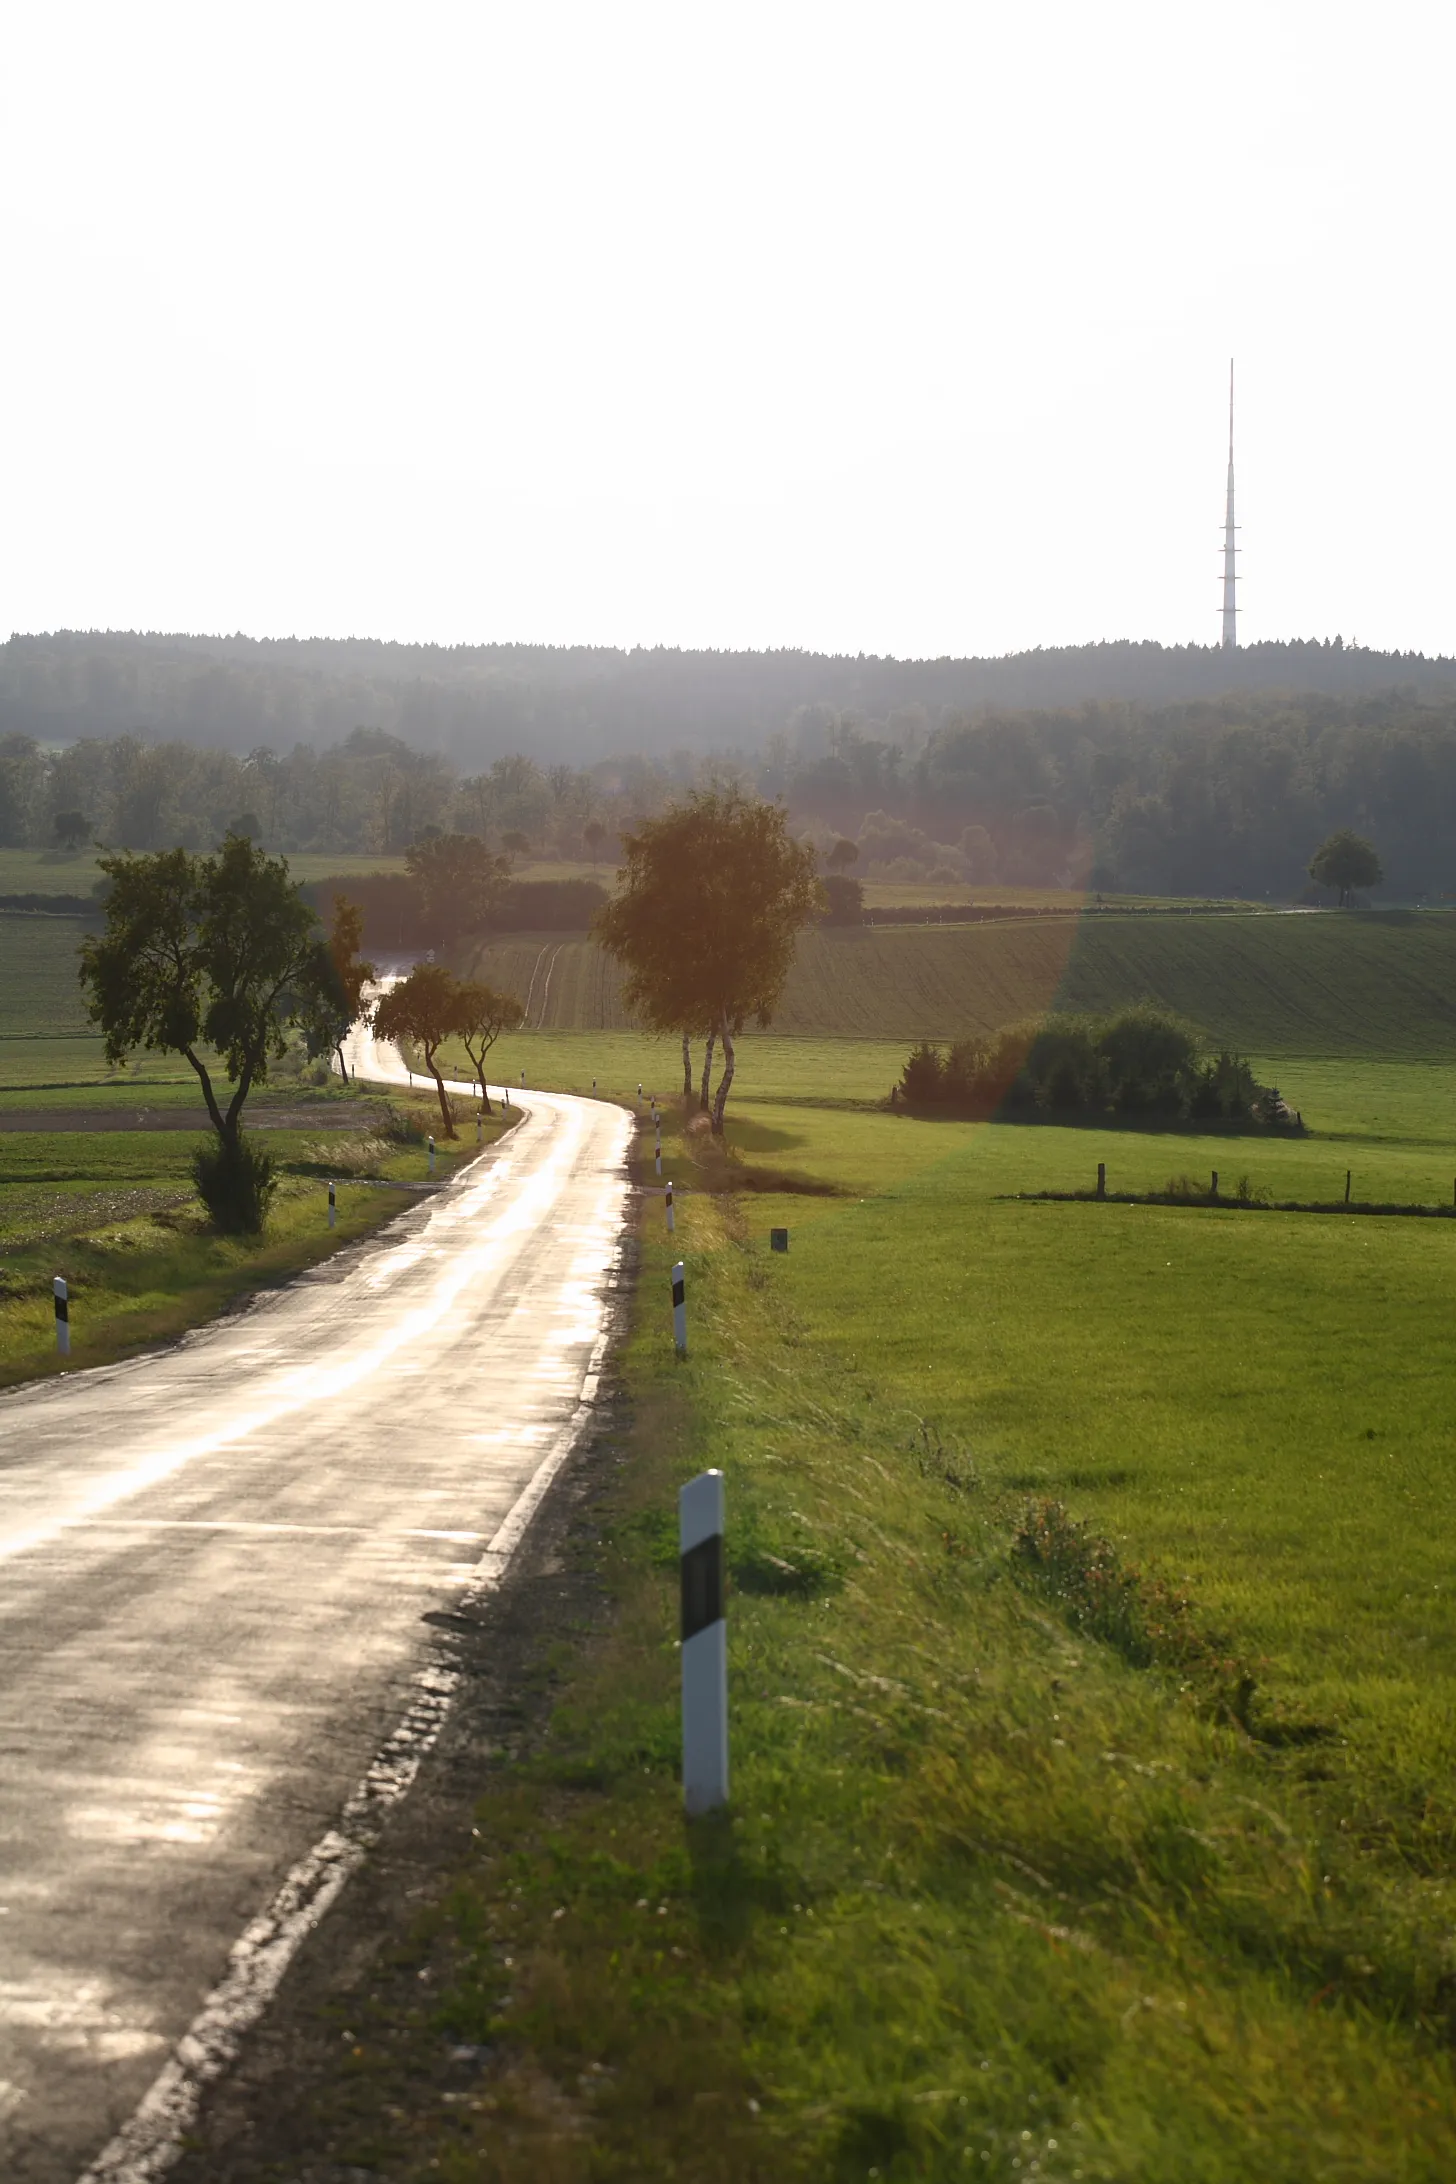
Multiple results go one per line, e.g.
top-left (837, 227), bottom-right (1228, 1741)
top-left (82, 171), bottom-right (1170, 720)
top-left (1221, 358), bottom-right (1239, 649)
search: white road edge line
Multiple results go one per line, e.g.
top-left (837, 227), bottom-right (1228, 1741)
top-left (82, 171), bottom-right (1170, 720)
top-left (76, 1303), bottom-right (620, 2184)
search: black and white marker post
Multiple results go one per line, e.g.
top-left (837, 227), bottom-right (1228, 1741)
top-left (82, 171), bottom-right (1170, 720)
top-left (428, 1134), bottom-right (436, 1177)
top-left (672, 1259), bottom-right (686, 1354)
top-left (680, 1469), bottom-right (728, 1814)
top-left (328, 1179), bottom-right (336, 1229)
top-left (665, 1178), bottom-right (675, 1234)
top-left (655, 1118), bottom-right (663, 1176)
top-left (53, 1275), bottom-right (70, 1357)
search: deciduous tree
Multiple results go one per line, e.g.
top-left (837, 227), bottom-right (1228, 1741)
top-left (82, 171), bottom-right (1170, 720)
top-left (405, 831), bottom-right (509, 944)
top-left (372, 963), bottom-right (464, 1136)
top-left (302, 895), bottom-right (377, 1082)
top-left (1308, 829), bottom-right (1382, 907)
top-left (79, 833), bottom-right (350, 1229)
top-left (594, 790), bottom-right (821, 1133)
top-left (453, 979), bottom-right (525, 1113)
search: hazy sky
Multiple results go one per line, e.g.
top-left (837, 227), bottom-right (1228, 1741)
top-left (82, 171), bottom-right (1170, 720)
top-left (3, 2), bottom-right (1451, 658)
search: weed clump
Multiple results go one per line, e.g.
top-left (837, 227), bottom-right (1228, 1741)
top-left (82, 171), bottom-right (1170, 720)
top-left (1012, 1497), bottom-right (1257, 1731)
top-left (191, 1134), bottom-right (277, 1235)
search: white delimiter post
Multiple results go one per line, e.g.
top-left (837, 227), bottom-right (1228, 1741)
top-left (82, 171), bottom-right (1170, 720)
top-left (665, 1179), bottom-right (675, 1233)
top-left (671, 1259), bottom-right (686, 1354)
top-left (428, 1134), bottom-right (436, 1176)
top-left (680, 1469), bottom-right (728, 1815)
top-left (53, 1275), bottom-right (70, 1357)
top-left (328, 1179), bottom-right (336, 1229)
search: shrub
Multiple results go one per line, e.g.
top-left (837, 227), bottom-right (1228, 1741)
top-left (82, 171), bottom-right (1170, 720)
top-left (192, 1134), bottom-right (277, 1234)
top-left (896, 1008), bottom-right (1287, 1127)
top-left (898, 1042), bottom-right (945, 1103)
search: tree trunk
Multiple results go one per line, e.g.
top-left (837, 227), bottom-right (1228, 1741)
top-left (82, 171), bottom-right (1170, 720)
top-left (424, 1044), bottom-right (456, 1136)
top-left (710, 1016), bottom-right (735, 1135)
top-left (681, 1033), bottom-right (693, 1100)
top-left (699, 1032), bottom-right (716, 1112)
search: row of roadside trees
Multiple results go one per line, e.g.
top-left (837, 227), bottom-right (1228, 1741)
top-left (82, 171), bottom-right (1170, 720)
top-left (78, 788), bottom-right (823, 1230)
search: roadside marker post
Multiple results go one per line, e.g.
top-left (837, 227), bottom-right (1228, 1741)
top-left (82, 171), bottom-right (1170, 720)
top-left (1210, 1171), bottom-right (1218, 1200)
top-left (328, 1180), bottom-right (336, 1229)
top-left (428, 1135), bottom-right (436, 1176)
top-left (771, 1227), bottom-right (788, 1253)
top-left (1345, 1169), bottom-right (1352, 1205)
top-left (53, 1275), bottom-right (69, 1358)
top-left (1096, 1162), bottom-right (1106, 1200)
top-left (666, 1179), bottom-right (675, 1234)
top-left (680, 1469), bottom-right (728, 1816)
top-left (476, 1112), bottom-right (482, 1146)
top-left (672, 1259), bottom-right (687, 1354)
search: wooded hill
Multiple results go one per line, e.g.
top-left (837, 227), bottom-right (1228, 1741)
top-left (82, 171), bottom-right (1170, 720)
top-left (4, 629), bottom-right (1454, 766)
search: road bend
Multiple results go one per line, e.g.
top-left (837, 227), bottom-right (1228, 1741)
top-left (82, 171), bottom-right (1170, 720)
top-left (0, 1030), bottom-right (632, 2182)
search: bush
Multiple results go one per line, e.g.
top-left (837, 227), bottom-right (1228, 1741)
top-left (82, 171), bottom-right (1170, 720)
top-left (820, 873), bottom-right (864, 924)
top-left (192, 1134), bottom-right (277, 1234)
top-left (896, 1008), bottom-right (1288, 1128)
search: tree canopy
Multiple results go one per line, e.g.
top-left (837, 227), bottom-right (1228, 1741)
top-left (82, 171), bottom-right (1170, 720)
top-left (1308, 829), bottom-right (1383, 906)
top-left (404, 831), bottom-right (509, 944)
top-left (79, 833), bottom-right (364, 1228)
top-left (372, 964), bottom-right (465, 1135)
top-left (594, 790), bottom-right (821, 1131)
top-left (453, 979), bottom-right (526, 1113)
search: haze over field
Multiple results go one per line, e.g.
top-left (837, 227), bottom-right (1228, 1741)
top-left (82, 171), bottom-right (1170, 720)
top-left (2, 1), bottom-right (1453, 658)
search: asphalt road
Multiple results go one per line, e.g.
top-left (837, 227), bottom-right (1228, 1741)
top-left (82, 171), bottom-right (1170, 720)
top-left (0, 1032), bottom-right (631, 2182)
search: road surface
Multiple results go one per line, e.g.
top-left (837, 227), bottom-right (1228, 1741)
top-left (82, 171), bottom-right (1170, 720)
top-left (0, 1029), bottom-right (631, 2182)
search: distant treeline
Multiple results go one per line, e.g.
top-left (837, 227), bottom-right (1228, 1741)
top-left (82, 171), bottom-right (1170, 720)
top-left (7, 679), bottom-right (1456, 898)
top-left (304, 873), bottom-right (607, 951)
top-left (4, 629), bottom-right (1454, 767)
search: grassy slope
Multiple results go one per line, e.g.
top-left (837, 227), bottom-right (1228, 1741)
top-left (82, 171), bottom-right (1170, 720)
top-left (462, 913), bottom-right (1456, 1056)
top-left (310, 1086), bottom-right (1456, 2181)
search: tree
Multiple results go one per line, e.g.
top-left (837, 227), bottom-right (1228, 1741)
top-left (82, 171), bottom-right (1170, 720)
top-left (405, 832), bottom-right (509, 944)
top-left (1308, 828), bottom-right (1382, 906)
top-left (302, 895), bottom-right (377, 1082)
top-left (582, 818), bottom-right (608, 870)
top-left (826, 837), bottom-right (859, 872)
top-left (372, 963), bottom-right (464, 1136)
top-left (821, 873), bottom-right (864, 924)
top-left (594, 789), bottom-right (822, 1133)
top-left (79, 834), bottom-right (347, 1231)
top-left (453, 979), bottom-right (525, 1113)
top-left (53, 808), bottom-right (92, 850)
top-left (501, 829), bottom-right (531, 857)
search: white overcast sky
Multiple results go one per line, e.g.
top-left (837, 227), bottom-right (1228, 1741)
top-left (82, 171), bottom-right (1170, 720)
top-left (2, 1), bottom-right (1451, 658)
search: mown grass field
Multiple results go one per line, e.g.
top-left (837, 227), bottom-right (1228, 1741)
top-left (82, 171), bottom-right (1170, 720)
top-left (290, 1056), bottom-right (1456, 2182)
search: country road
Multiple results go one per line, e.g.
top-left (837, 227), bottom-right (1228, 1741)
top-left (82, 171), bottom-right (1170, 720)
top-left (0, 1029), bottom-right (632, 2183)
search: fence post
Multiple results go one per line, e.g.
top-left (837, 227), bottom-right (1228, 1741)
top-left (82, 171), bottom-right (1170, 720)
top-left (672, 1259), bottom-right (686, 1354)
top-left (53, 1275), bottom-right (70, 1358)
top-left (680, 1470), bottom-right (728, 1815)
top-left (666, 1179), bottom-right (675, 1234)
top-left (1096, 1161), bottom-right (1106, 1200)
top-left (328, 1179), bottom-right (336, 1229)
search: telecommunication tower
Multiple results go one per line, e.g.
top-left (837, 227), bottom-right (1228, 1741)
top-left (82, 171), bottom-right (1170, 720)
top-left (1221, 359), bottom-right (1239, 648)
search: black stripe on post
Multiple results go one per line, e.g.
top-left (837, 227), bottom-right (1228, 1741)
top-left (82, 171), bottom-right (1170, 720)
top-left (54, 1289), bottom-right (68, 1324)
top-left (681, 1532), bottom-right (725, 1642)
top-left (672, 1271), bottom-right (685, 1309)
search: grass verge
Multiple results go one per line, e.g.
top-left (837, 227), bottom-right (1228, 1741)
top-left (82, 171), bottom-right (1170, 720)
top-left (0, 1094), bottom-right (509, 1389)
top-left (263, 1096), bottom-right (1456, 2182)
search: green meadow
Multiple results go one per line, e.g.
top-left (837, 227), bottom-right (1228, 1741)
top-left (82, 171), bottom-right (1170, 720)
top-left (338, 984), bottom-right (1456, 2176)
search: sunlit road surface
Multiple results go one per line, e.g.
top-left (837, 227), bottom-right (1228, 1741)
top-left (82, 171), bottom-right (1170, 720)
top-left (0, 1026), bottom-right (631, 2182)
